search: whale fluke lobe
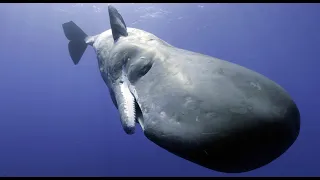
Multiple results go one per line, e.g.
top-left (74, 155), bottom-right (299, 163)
top-left (62, 21), bottom-right (89, 65)
top-left (108, 5), bottom-right (128, 41)
top-left (62, 21), bottom-right (87, 41)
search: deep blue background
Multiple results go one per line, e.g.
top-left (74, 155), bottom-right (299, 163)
top-left (1, 3), bottom-right (319, 177)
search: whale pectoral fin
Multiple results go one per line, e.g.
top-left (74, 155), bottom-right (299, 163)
top-left (114, 80), bottom-right (136, 135)
top-left (108, 5), bottom-right (128, 41)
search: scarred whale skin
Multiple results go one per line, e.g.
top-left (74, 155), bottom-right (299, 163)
top-left (62, 5), bottom-right (300, 173)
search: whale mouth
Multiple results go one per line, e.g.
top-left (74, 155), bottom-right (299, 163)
top-left (125, 68), bottom-right (145, 132)
top-left (134, 96), bottom-right (145, 131)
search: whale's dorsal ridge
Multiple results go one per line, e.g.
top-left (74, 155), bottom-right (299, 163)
top-left (108, 5), bottom-right (128, 41)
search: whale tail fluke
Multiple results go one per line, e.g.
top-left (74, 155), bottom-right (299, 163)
top-left (62, 21), bottom-right (90, 65)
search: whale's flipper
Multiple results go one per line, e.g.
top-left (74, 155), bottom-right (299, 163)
top-left (108, 5), bottom-right (128, 41)
top-left (114, 74), bottom-right (136, 135)
top-left (62, 21), bottom-right (90, 65)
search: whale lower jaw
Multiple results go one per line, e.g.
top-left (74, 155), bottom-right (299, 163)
top-left (114, 80), bottom-right (136, 135)
top-left (114, 69), bottom-right (145, 134)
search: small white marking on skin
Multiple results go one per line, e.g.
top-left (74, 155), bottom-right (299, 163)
top-left (160, 111), bottom-right (166, 118)
top-left (203, 150), bottom-right (208, 155)
top-left (250, 82), bottom-right (262, 90)
top-left (184, 97), bottom-right (193, 108)
top-left (196, 116), bottom-right (200, 122)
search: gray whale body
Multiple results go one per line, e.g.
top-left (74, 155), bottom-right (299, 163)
top-left (62, 5), bottom-right (300, 173)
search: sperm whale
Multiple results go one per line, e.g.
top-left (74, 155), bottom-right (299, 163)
top-left (62, 5), bottom-right (300, 173)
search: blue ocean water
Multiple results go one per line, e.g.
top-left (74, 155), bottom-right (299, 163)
top-left (0, 3), bottom-right (319, 177)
